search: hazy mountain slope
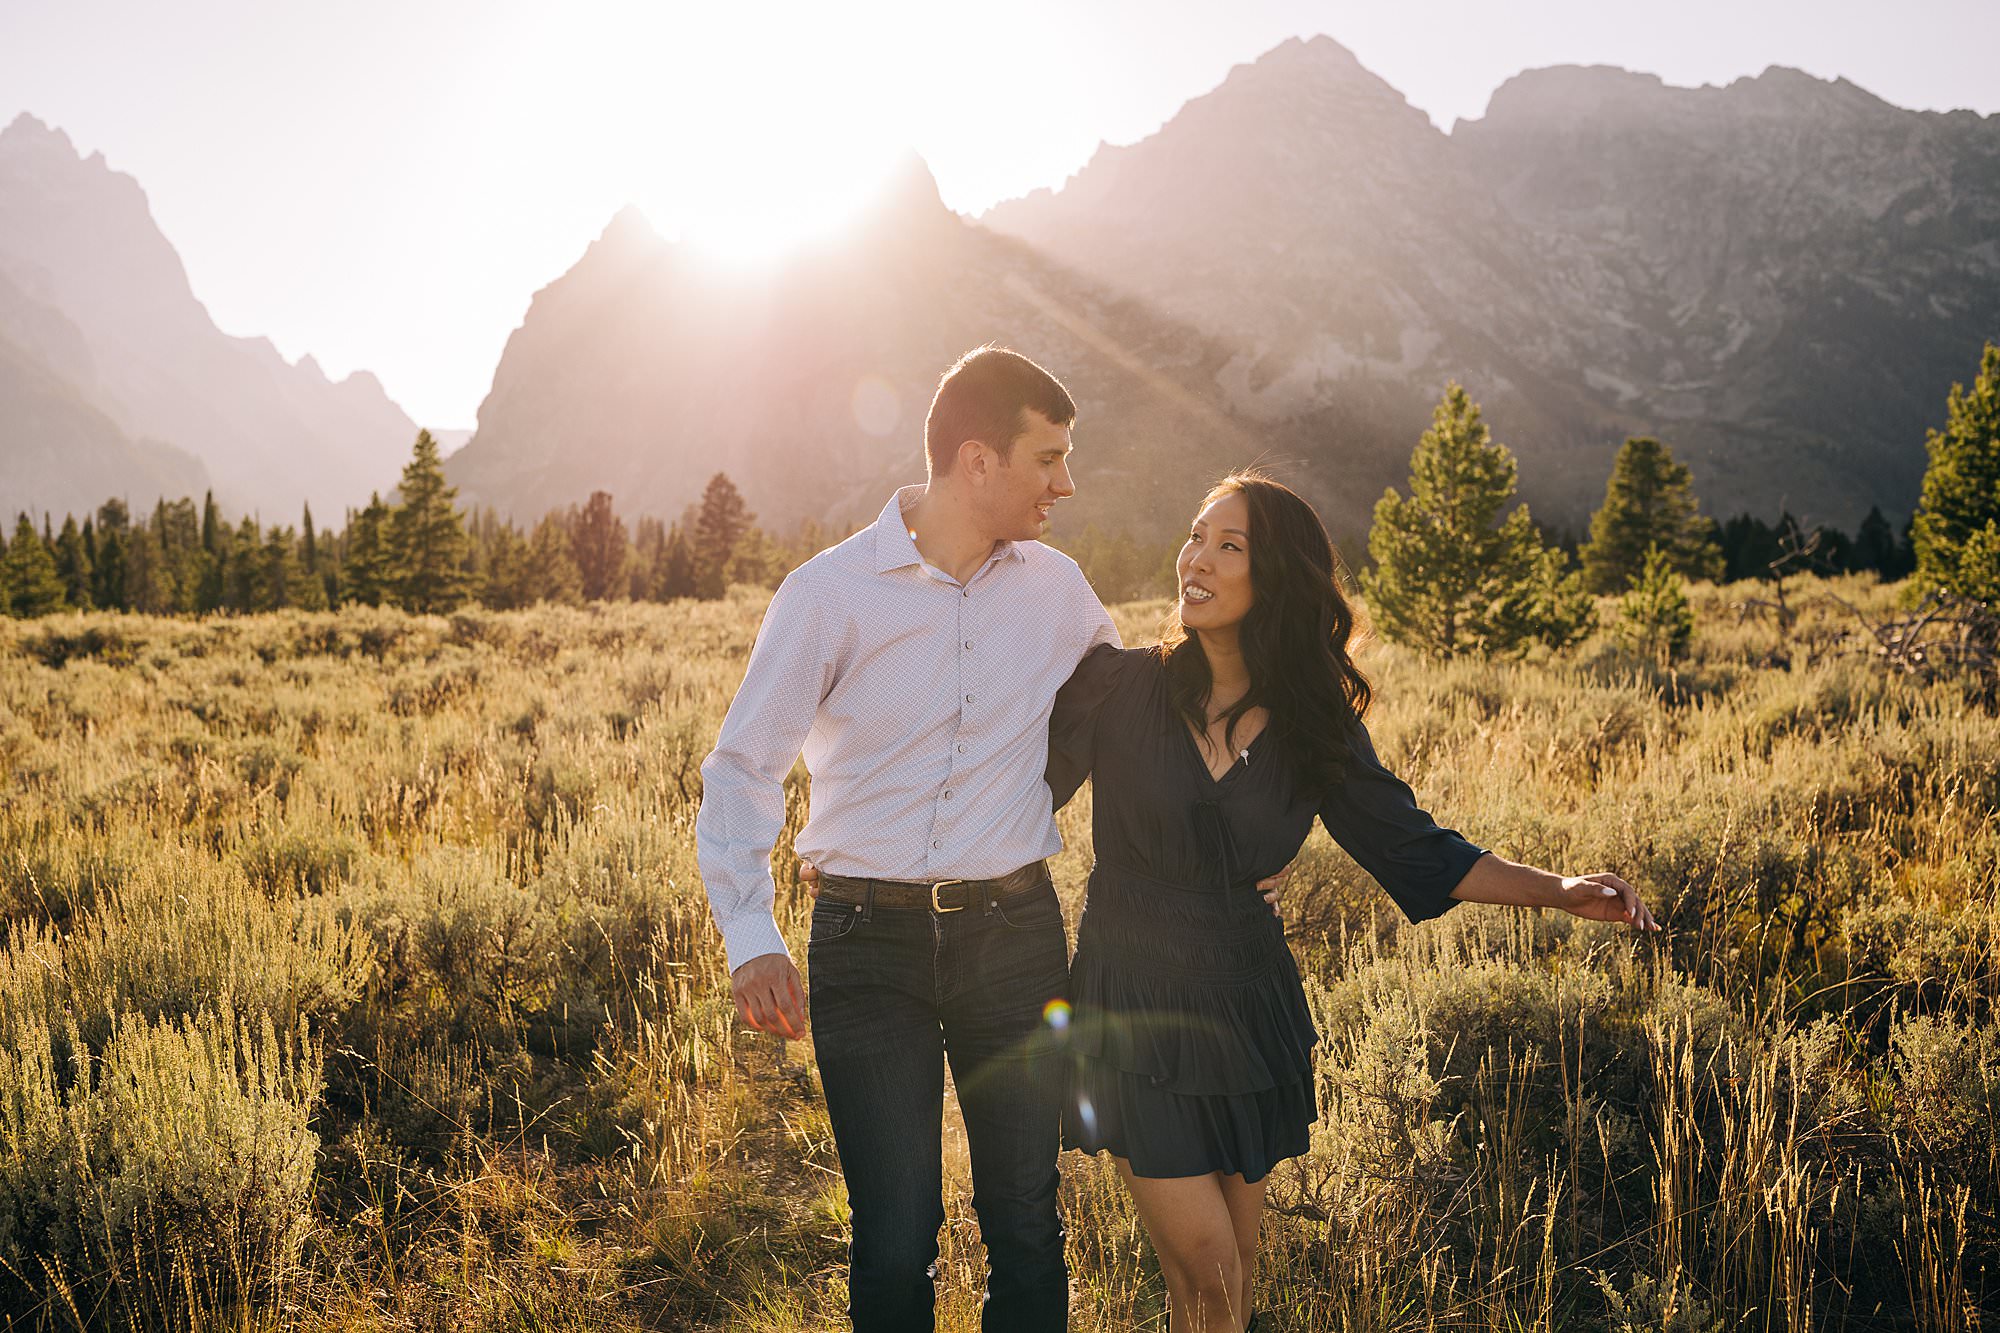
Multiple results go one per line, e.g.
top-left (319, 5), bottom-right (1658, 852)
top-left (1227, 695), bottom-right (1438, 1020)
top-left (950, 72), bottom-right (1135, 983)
top-left (448, 159), bottom-right (1329, 544)
top-left (0, 113), bottom-right (419, 520)
top-left (0, 328), bottom-right (209, 520)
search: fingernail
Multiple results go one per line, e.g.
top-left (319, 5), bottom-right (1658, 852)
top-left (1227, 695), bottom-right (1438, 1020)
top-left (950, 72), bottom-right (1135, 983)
top-left (1601, 886), bottom-right (1617, 895)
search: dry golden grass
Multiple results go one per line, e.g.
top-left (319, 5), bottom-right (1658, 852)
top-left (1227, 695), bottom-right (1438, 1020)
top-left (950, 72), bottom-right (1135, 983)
top-left (0, 574), bottom-right (1993, 1329)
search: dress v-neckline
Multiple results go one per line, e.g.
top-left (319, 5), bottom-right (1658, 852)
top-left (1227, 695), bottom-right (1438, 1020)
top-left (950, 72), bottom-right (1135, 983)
top-left (1181, 715), bottom-right (1268, 785)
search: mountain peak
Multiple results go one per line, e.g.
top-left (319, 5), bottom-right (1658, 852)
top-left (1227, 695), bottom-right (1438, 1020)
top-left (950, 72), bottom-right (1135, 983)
top-left (1, 112), bottom-right (81, 162)
top-left (1263, 33), bottom-right (1367, 72)
top-left (602, 203), bottom-right (660, 246)
top-left (858, 150), bottom-right (952, 229)
top-left (1200, 32), bottom-right (1428, 134)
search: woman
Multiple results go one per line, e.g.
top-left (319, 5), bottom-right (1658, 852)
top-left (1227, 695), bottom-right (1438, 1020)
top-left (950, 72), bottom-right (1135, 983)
top-left (1046, 472), bottom-right (1657, 1333)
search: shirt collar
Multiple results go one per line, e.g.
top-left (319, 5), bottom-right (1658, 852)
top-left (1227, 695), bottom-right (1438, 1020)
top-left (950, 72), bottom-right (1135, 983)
top-left (872, 484), bottom-right (1026, 575)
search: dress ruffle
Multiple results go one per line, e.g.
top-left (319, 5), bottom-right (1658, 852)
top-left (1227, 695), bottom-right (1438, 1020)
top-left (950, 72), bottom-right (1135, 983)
top-left (1063, 1065), bottom-right (1316, 1183)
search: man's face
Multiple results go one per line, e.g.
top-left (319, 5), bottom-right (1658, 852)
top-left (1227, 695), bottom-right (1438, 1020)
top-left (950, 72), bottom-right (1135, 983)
top-left (981, 408), bottom-right (1076, 541)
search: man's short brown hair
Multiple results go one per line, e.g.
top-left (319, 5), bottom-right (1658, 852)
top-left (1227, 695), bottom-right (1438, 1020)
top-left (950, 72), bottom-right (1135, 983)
top-left (924, 346), bottom-right (1076, 477)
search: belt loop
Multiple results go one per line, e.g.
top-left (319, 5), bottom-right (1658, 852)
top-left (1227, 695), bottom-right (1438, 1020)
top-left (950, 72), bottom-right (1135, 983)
top-left (862, 884), bottom-right (875, 923)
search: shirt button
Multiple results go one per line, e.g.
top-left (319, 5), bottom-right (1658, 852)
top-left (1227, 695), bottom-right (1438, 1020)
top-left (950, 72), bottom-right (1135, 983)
top-left (964, 640), bottom-right (974, 650)
top-left (965, 694), bottom-right (974, 704)
top-left (932, 840), bottom-right (942, 850)
top-left (943, 790), bottom-right (954, 800)
top-left (957, 744), bottom-right (968, 755)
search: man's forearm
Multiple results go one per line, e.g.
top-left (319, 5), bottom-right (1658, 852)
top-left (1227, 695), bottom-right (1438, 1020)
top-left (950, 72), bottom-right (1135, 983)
top-left (695, 751), bottom-right (793, 971)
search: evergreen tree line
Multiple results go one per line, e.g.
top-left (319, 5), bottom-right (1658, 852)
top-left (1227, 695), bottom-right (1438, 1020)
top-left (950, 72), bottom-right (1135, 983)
top-left (1355, 338), bottom-right (1999, 660)
top-left (8, 340), bottom-right (1994, 628)
top-left (0, 432), bottom-right (825, 619)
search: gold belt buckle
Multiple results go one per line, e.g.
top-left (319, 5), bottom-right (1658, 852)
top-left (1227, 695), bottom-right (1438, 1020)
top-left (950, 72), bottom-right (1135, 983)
top-left (931, 879), bottom-right (967, 912)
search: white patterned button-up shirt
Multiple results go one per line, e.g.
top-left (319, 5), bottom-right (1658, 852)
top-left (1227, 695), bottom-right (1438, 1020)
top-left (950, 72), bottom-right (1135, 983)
top-left (696, 485), bottom-right (1121, 970)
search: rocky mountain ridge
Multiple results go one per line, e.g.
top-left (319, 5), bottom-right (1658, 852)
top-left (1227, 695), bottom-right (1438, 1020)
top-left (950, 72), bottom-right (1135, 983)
top-left (984, 36), bottom-right (2000, 529)
top-left (0, 113), bottom-right (419, 522)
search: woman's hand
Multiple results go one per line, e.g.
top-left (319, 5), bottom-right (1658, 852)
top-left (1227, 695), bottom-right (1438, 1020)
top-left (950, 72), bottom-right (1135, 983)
top-left (1556, 872), bottom-right (1660, 931)
top-left (1258, 864), bottom-right (1294, 916)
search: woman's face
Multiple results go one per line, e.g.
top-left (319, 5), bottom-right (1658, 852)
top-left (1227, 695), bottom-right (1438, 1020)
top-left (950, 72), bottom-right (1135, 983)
top-left (1176, 490), bottom-right (1254, 634)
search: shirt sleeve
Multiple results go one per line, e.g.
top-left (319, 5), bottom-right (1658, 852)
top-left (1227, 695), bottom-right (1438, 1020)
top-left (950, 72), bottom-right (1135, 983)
top-left (1045, 643), bottom-right (1128, 813)
top-left (695, 566), bottom-right (832, 971)
top-left (1083, 580), bottom-right (1121, 652)
top-left (1318, 720), bottom-right (1485, 924)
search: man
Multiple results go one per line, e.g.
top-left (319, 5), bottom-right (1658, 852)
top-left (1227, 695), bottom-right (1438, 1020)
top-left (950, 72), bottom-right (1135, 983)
top-left (696, 346), bottom-right (1115, 1331)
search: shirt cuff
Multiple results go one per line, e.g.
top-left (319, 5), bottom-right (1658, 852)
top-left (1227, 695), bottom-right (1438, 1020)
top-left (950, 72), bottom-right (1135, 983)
top-left (720, 912), bottom-right (793, 974)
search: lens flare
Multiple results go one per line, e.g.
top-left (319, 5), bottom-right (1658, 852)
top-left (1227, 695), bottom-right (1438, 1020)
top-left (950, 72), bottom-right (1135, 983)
top-left (1042, 998), bottom-right (1072, 1031)
top-left (1074, 1090), bottom-right (1098, 1140)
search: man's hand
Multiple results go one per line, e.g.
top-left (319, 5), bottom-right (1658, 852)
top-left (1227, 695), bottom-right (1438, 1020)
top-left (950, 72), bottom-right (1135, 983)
top-left (1258, 862), bottom-right (1295, 915)
top-left (732, 953), bottom-right (807, 1038)
top-left (799, 859), bottom-right (821, 899)
top-left (1558, 873), bottom-right (1660, 932)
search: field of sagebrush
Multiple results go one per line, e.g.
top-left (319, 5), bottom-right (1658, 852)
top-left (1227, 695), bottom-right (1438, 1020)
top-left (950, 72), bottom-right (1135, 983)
top-left (0, 576), bottom-right (1996, 1331)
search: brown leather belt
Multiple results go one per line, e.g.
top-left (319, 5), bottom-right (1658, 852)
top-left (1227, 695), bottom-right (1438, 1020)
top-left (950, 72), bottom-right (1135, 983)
top-left (817, 860), bottom-right (1050, 913)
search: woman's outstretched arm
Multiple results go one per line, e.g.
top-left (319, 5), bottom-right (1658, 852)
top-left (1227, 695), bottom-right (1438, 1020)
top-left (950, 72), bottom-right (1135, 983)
top-left (1449, 851), bottom-right (1660, 931)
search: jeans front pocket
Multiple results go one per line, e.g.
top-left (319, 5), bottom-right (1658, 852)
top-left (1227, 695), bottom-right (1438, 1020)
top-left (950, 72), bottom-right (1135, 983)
top-left (992, 881), bottom-right (1062, 932)
top-left (809, 899), bottom-right (864, 944)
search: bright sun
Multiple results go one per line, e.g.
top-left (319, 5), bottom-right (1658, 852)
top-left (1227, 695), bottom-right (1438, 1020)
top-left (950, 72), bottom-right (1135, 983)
top-left (603, 5), bottom-right (926, 265)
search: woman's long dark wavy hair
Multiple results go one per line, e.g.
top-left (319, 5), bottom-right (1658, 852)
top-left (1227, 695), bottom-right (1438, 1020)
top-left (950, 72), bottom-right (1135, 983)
top-left (1160, 471), bottom-right (1372, 794)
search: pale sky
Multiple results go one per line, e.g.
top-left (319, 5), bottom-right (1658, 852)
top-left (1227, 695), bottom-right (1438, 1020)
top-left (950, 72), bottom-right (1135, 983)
top-left (4, 0), bottom-right (1995, 431)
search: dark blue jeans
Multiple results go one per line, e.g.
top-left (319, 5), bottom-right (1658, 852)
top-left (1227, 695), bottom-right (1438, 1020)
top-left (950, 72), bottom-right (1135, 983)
top-left (808, 874), bottom-right (1071, 1333)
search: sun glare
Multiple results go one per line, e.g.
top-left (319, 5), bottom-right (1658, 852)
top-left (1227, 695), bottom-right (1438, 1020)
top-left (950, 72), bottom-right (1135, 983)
top-left (637, 125), bottom-right (909, 266)
top-left (601, 5), bottom-right (923, 267)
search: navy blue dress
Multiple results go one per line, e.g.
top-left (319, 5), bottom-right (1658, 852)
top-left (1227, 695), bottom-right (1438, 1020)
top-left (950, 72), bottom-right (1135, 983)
top-left (1046, 644), bottom-right (1485, 1181)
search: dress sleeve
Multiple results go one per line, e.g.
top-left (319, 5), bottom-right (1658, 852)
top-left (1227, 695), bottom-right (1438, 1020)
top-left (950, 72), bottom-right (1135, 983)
top-left (1045, 643), bottom-right (1128, 813)
top-left (1318, 720), bottom-right (1485, 924)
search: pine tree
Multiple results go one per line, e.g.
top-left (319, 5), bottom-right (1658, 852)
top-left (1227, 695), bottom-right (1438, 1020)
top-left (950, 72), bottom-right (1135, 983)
top-left (1912, 341), bottom-right (2000, 600)
top-left (1580, 436), bottom-right (1721, 592)
top-left (692, 473), bottom-right (754, 599)
top-left (479, 524), bottom-right (534, 609)
top-left (93, 500), bottom-right (130, 610)
top-left (125, 512), bottom-right (178, 614)
top-left (191, 490), bottom-right (225, 612)
top-left (1616, 545), bottom-right (1696, 665)
top-left (725, 526), bottom-right (788, 590)
top-left (342, 495), bottom-right (394, 607)
top-left (253, 526), bottom-right (300, 611)
top-left (4, 513), bottom-right (67, 617)
top-left (301, 504), bottom-right (319, 576)
top-left (1851, 506), bottom-right (1898, 576)
top-left (1361, 383), bottom-right (1585, 656)
top-left (659, 525), bottom-right (696, 600)
top-left (526, 515), bottom-right (583, 605)
top-left (156, 497), bottom-right (202, 614)
top-left (220, 515), bottom-right (260, 612)
top-left (571, 490), bottom-right (630, 601)
top-left (196, 519), bottom-right (231, 613)
top-left (53, 515), bottom-right (94, 610)
top-left (386, 430), bottom-right (473, 613)
top-left (1493, 545), bottom-right (1596, 653)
